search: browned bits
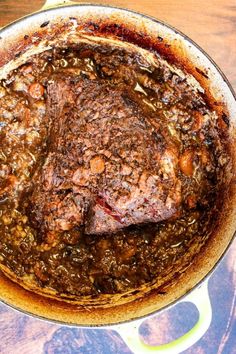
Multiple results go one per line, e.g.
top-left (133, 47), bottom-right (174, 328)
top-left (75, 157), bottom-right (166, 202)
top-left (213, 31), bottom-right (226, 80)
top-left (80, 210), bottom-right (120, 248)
top-left (200, 148), bottom-right (210, 165)
top-left (79, 49), bottom-right (94, 58)
top-left (45, 231), bottom-right (57, 245)
top-left (28, 82), bottom-right (44, 99)
top-left (72, 167), bottom-right (90, 186)
top-left (22, 215), bottom-right (28, 224)
top-left (101, 66), bottom-right (114, 76)
top-left (192, 111), bottom-right (203, 131)
top-left (0, 174), bottom-right (17, 197)
top-left (120, 164), bottom-right (132, 176)
top-left (218, 115), bottom-right (228, 131)
top-left (0, 86), bottom-right (6, 98)
top-left (7, 174), bottom-right (17, 186)
top-left (179, 150), bottom-right (194, 176)
top-left (20, 64), bottom-right (33, 75)
top-left (24, 108), bottom-right (31, 126)
top-left (119, 247), bottom-right (136, 262)
top-left (34, 262), bottom-right (49, 282)
top-left (13, 80), bottom-right (28, 92)
top-left (86, 72), bottom-right (96, 80)
top-left (90, 156), bottom-right (105, 174)
top-left (97, 239), bottom-right (110, 251)
top-left (187, 194), bottom-right (197, 209)
top-left (55, 219), bottom-right (73, 231)
top-left (2, 215), bottom-right (12, 225)
top-left (62, 230), bottom-right (81, 245)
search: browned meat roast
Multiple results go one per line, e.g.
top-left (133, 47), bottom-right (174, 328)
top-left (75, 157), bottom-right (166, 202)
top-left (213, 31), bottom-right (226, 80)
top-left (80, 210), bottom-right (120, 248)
top-left (29, 76), bottom-right (181, 235)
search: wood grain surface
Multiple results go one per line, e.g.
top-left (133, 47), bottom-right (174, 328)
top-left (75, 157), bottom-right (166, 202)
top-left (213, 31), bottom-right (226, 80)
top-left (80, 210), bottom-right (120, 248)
top-left (0, 0), bottom-right (236, 91)
top-left (0, 2), bottom-right (236, 354)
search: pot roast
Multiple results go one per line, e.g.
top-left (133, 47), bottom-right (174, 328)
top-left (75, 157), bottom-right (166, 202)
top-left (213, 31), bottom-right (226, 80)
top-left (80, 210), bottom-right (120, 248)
top-left (29, 76), bottom-right (181, 235)
top-left (0, 40), bottom-right (230, 296)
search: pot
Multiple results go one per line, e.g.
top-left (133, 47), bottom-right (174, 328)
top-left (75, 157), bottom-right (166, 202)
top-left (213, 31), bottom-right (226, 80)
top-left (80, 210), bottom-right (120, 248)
top-left (0, 1), bottom-right (236, 353)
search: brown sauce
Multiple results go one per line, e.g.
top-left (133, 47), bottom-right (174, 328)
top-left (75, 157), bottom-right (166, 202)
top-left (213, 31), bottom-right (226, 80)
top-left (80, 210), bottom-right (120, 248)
top-left (0, 42), bottom-right (230, 298)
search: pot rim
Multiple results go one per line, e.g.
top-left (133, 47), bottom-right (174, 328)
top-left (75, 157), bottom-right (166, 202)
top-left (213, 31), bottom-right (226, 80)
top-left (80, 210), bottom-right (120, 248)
top-left (0, 3), bottom-right (235, 100)
top-left (0, 3), bottom-right (236, 328)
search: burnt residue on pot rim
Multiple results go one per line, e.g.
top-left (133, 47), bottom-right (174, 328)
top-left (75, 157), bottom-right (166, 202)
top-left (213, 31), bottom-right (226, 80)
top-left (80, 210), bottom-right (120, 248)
top-left (0, 4), bottom-right (234, 107)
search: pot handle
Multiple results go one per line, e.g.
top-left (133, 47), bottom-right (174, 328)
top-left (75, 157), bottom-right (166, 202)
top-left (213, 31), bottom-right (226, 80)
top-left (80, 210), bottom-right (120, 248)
top-left (113, 280), bottom-right (212, 354)
top-left (41, 0), bottom-right (78, 10)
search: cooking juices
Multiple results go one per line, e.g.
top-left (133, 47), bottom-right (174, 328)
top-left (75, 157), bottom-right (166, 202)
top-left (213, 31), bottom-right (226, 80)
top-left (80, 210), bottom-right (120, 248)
top-left (0, 42), bottom-right (230, 298)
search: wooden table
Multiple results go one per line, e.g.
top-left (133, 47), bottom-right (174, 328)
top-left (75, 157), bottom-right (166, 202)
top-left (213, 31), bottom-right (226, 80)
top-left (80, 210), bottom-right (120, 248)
top-left (0, 0), bottom-right (236, 91)
top-left (0, 1), bottom-right (236, 354)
